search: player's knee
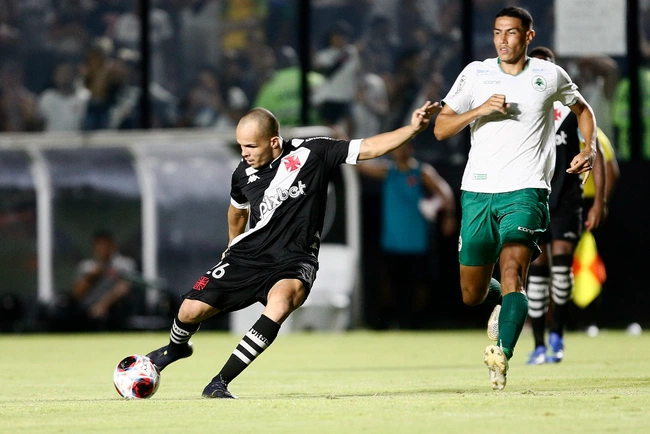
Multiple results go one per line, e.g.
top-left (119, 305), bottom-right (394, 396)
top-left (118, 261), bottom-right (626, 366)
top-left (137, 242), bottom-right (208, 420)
top-left (265, 287), bottom-right (305, 323)
top-left (177, 309), bottom-right (201, 324)
top-left (460, 285), bottom-right (484, 306)
top-left (177, 300), bottom-right (212, 324)
top-left (271, 282), bottom-right (306, 309)
top-left (281, 288), bottom-right (306, 313)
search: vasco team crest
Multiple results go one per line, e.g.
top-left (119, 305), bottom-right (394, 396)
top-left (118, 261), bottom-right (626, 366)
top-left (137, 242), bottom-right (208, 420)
top-left (531, 75), bottom-right (547, 91)
top-left (283, 155), bottom-right (301, 172)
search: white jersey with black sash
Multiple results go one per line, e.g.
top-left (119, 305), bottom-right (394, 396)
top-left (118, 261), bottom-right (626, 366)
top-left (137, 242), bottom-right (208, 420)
top-left (227, 137), bottom-right (361, 266)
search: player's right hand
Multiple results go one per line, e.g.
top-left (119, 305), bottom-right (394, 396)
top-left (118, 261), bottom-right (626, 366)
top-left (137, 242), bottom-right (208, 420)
top-left (480, 94), bottom-right (509, 116)
top-left (410, 100), bottom-right (440, 134)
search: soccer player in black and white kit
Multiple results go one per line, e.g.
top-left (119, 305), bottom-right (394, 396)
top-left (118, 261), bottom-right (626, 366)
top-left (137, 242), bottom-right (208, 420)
top-left (524, 47), bottom-right (608, 365)
top-left (145, 102), bottom-right (439, 398)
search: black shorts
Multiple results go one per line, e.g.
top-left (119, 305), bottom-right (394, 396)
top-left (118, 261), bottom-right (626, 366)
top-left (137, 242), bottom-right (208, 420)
top-left (539, 191), bottom-right (583, 245)
top-left (183, 259), bottom-right (318, 313)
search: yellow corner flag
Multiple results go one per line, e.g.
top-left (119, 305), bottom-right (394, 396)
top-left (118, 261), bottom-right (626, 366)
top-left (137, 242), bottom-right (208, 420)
top-left (572, 231), bottom-right (607, 309)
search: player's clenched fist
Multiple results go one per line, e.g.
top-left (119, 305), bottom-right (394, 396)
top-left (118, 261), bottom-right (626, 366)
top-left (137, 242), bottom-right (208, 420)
top-left (480, 94), bottom-right (509, 116)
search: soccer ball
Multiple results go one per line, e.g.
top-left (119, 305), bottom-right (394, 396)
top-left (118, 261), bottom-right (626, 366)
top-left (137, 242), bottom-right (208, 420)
top-left (113, 355), bottom-right (160, 399)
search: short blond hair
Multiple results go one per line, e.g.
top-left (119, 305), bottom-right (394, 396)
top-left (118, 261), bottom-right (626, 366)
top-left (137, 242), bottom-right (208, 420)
top-left (241, 108), bottom-right (280, 140)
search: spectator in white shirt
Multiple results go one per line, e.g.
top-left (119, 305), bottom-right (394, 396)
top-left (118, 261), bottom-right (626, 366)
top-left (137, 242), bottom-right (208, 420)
top-left (37, 61), bottom-right (90, 132)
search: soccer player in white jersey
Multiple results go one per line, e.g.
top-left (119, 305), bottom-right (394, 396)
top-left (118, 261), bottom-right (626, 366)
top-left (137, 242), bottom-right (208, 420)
top-left (144, 102), bottom-right (439, 398)
top-left (434, 6), bottom-right (597, 390)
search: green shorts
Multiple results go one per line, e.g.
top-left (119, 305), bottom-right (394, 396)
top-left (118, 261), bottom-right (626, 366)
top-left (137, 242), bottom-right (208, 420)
top-left (458, 188), bottom-right (550, 266)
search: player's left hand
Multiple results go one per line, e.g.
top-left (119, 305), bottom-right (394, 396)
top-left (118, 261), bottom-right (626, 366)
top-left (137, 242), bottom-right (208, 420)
top-left (585, 200), bottom-right (608, 231)
top-left (566, 149), bottom-right (595, 184)
top-left (411, 101), bottom-right (441, 134)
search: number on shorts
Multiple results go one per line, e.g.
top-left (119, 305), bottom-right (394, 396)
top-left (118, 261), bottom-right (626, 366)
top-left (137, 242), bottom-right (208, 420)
top-left (210, 262), bottom-right (230, 279)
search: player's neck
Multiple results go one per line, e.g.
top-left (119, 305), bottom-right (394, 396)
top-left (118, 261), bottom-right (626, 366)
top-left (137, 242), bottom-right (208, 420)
top-left (498, 56), bottom-right (529, 76)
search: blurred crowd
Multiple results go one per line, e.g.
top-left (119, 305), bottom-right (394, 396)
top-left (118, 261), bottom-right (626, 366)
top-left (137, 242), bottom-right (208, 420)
top-left (0, 0), bottom-right (568, 165)
top-left (0, 0), bottom-right (467, 148)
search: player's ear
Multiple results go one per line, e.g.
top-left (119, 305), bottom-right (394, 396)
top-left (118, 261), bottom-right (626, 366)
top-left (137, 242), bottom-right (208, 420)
top-left (270, 136), bottom-right (281, 149)
top-left (526, 29), bottom-right (535, 44)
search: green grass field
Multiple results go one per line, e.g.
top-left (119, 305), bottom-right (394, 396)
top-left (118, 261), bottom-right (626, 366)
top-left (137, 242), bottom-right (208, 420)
top-left (1, 330), bottom-right (648, 433)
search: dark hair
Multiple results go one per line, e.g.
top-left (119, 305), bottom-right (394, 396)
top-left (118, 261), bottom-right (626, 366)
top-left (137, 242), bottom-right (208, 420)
top-left (529, 46), bottom-right (555, 63)
top-left (496, 7), bottom-right (533, 31)
top-left (93, 229), bottom-right (114, 241)
top-left (331, 20), bottom-right (353, 38)
top-left (324, 19), bottom-right (353, 47)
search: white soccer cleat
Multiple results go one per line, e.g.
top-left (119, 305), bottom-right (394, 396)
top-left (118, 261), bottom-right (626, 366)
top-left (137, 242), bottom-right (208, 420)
top-left (484, 344), bottom-right (509, 390)
top-left (487, 305), bottom-right (501, 341)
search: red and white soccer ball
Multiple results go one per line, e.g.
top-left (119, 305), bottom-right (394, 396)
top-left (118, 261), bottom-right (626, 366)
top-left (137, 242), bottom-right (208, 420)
top-left (113, 355), bottom-right (160, 399)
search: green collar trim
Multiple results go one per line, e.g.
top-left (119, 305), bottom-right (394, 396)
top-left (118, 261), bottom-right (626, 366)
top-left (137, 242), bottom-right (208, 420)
top-left (497, 57), bottom-right (530, 76)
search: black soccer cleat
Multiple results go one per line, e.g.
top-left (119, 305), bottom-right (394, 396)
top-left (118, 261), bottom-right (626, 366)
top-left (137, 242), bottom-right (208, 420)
top-left (202, 375), bottom-right (238, 399)
top-left (146, 342), bottom-right (194, 371)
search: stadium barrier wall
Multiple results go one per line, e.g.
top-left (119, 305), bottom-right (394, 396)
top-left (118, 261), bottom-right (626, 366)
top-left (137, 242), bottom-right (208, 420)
top-left (0, 127), bottom-right (361, 332)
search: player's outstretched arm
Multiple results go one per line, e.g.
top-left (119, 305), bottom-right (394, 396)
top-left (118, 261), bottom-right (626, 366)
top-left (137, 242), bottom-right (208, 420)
top-left (434, 94), bottom-right (509, 140)
top-left (357, 101), bottom-right (439, 161)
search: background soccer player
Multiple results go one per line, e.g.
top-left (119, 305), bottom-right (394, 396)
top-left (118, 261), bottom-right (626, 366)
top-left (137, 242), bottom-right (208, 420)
top-left (525, 46), bottom-right (616, 364)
